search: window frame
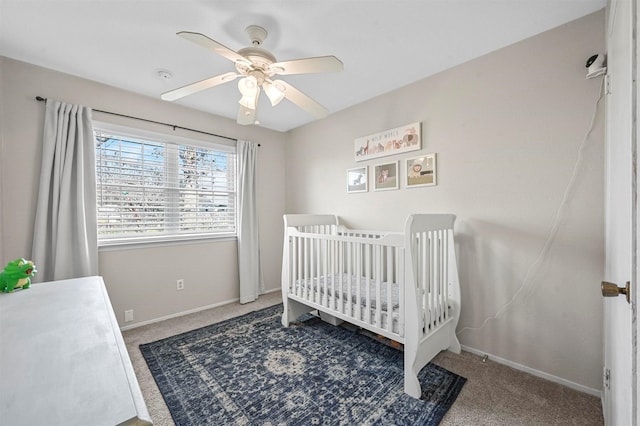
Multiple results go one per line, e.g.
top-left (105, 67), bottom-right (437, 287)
top-left (93, 121), bottom-right (237, 249)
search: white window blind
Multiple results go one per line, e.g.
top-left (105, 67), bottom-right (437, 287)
top-left (94, 126), bottom-right (236, 245)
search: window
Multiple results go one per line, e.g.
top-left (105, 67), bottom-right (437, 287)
top-left (94, 124), bottom-right (236, 245)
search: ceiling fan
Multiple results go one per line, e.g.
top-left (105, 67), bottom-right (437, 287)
top-left (161, 25), bottom-right (343, 125)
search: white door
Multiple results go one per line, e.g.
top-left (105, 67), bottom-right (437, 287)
top-left (636, 5), bottom-right (640, 422)
top-left (603, 0), bottom-right (636, 425)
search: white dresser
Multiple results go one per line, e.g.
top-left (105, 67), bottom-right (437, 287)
top-left (0, 276), bottom-right (152, 425)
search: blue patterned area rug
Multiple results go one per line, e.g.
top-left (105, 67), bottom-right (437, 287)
top-left (140, 304), bottom-right (466, 425)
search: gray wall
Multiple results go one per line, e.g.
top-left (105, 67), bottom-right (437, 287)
top-left (285, 11), bottom-right (605, 391)
top-left (0, 57), bottom-right (287, 326)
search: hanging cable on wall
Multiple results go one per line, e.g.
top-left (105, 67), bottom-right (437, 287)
top-left (456, 76), bottom-right (606, 337)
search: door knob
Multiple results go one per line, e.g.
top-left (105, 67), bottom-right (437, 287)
top-left (601, 281), bottom-right (630, 304)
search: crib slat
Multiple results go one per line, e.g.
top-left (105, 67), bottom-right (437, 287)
top-left (432, 231), bottom-right (437, 326)
top-left (386, 245), bottom-right (393, 333)
top-left (440, 230), bottom-right (446, 322)
top-left (312, 235), bottom-right (316, 305)
top-left (429, 231), bottom-right (436, 330)
top-left (443, 230), bottom-right (449, 321)
top-left (424, 232), bottom-right (429, 329)
top-left (302, 235), bottom-right (306, 301)
top-left (375, 244), bottom-right (382, 328)
top-left (337, 238), bottom-right (342, 312)
top-left (356, 242), bottom-right (362, 321)
top-left (421, 232), bottom-right (428, 333)
top-left (316, 236), bottom-right (321, 306)
top-left (437, 230), bottom-right (444, 323)
top-left (347, 242), bottom-right (352, 317)
top-left (293, 236), bottom-right (299, 298)
top-left (287, 236), bottom-right (292, 295)
top-left (307, 236), bottom-right (312, 303)
top-left (440, 231), bottom-right (444, 323)
top-left (434, 231), bottom-right (440, 327)
top-left (311, 236), bottom-right (317, 304)
top-left (434, 231), bottom-right (439, 324)
top-left (398, 247), bottom-right (405, 337)
top-left (321, 238), bottom-right (327, 307)
top-left (365, 244), bottom-right (371, 325)
top-left (363, 243), bottom-right (368, 322)
top-left (358, 242), bottom-right (362, 321)
top-left (317, 235), bottom-right (321, 306)
top-left (436, 230), bottom-right (442, 325)
top-left (330, 238), bottom-right (336, 311)
top-left (299, 235), bottom-right (305, 300)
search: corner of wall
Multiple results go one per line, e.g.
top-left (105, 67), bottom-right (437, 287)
top-left (0, 56), bottom-right (6, 265)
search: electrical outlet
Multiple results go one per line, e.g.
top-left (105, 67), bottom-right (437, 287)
top-left (124, 309), bottom-right (134, 323)
top-left (176, 279), bottom-right (185, 291)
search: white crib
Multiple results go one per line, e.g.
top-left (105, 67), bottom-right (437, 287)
top-left (281, 213), bottom-right (462, 399)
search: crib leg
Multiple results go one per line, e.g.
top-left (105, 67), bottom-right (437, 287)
top-left (281, 298), bottom-right (314, 327)
top-left (281, 297), bottom-right (289, 327)
top-left (403, 345), bottom-right (422, 399)
top-left (404, 367), bottom-right (422, 399)
top-left (449, 333), bottom-right (462, 354)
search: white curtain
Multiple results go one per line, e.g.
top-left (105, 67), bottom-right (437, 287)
top-left (32, 99), bottom-right (98, 282)
top-left (237, 140), bottom-right (264, 303)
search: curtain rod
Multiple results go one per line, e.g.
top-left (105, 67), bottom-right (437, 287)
top-left (34, 96), bottom-right (253, 145)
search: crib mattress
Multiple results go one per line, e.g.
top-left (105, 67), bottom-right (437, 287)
top-left (292, 274), bottom-right (445, 336)
top-left (294, 273), bottom-right (400, 311)
top-left (294, 274), bottom-right (401, 334)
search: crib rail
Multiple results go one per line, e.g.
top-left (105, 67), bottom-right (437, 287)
top-left (283, 227), bottom-right (405, 340)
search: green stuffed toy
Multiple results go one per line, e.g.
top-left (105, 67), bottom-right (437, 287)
top-left (0, 258), bottom-right (37, 292)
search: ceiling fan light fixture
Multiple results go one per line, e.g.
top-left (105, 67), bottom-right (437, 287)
top-left (238, 76), bottom-right (260, 109)
top-left (263, 81), bottom-right (285, 106)
top-left (238, 76), bottom-right (258, 96)
top-left (238, 94), bottom-right (258, 109)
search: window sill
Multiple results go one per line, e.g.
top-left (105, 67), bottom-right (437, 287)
top-left (98, 234), bottom-right (237, 252)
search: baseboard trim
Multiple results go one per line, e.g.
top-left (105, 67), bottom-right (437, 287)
top-left (120, 297), bottom-right (240, 331)
top-left (119, 287), bottom-right (281, 332)
top-left (460, 345), bottom-right (602, 397)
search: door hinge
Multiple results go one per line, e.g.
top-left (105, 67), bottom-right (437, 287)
top-left (605, 74), bottom-right (611, 95)
top-left (604, 368), bottom-right (611, 389)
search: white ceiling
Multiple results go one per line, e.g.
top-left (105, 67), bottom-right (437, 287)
top-left (0, 0), bottom-right (605, 132)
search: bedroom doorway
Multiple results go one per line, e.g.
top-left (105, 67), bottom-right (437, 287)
top-left (602, 0), bottom-right (637, 424)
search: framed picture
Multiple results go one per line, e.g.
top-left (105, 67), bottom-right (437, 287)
top-left (354, 122), bottom-right (421, 162)
top-left (406, 153), bottom-right (437, 188)
top-left (347, 167), bottom-right (368, 193)
top-left (373, 161), bottom-right (399, 191)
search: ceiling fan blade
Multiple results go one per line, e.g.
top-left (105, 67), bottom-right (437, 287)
top-left (274, 80), bottom-right (329, 118)
top-left (237, 104), bottom-right (257, 125)
top-left (161, 72), bottom-right (238, 101)
top-left (269, 56), bottom-right (343, 75)
top-left (177, 31), bottom-right (250, 65)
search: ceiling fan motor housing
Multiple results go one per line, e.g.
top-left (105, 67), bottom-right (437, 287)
top-left (236, 47), bottom-right (276, 74)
